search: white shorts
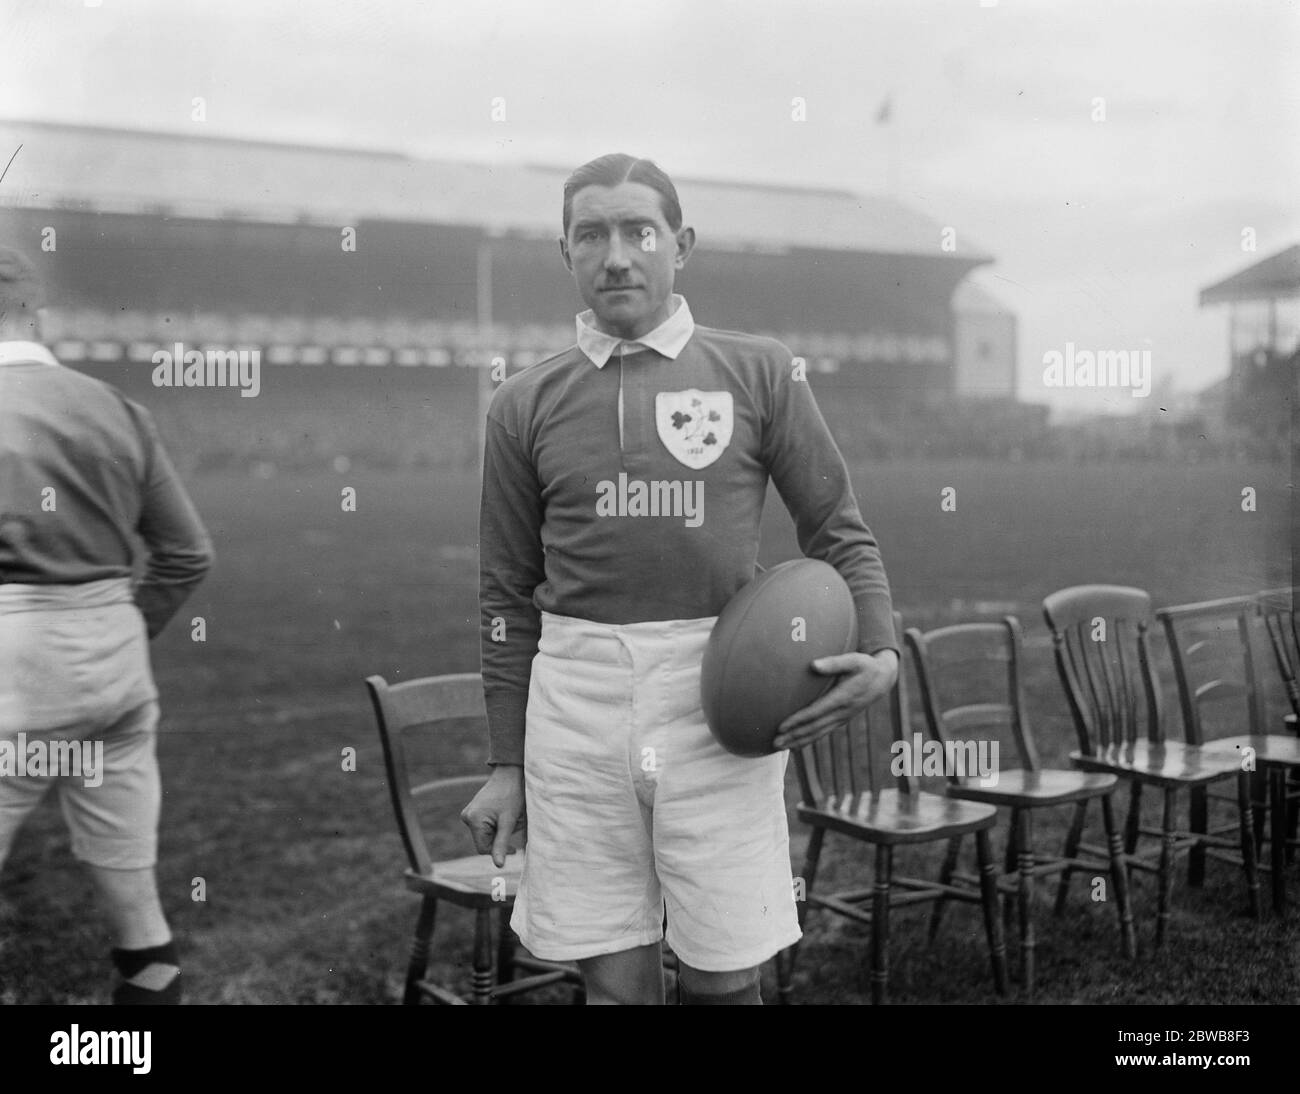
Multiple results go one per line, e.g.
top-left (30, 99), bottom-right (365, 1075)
top-left (511, 610), bottom-right (801, 972)
top-left (0, 578), bottom-right (161, 870)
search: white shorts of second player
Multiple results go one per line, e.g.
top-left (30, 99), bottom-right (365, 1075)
top-left (0, 577), bottom-right (161, 871)
top-left (511, 609), bottom-right (802, 971)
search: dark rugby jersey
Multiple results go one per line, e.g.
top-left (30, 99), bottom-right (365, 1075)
top-left (0, 341), bottom-right (213, 637)
top-left (479, 311), bottom-right (895, 765)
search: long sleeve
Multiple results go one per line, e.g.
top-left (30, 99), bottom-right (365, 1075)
top-left (761, 359), bottom-right (896, 655)
top-left (127, 401), bottom-right (215, 638)
top-left (478, 407), bottom-right (546, 766)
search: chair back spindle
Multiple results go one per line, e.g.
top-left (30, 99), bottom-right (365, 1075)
top-left (793, 612), bottom-right (905, 811)
top-left (1043, 585), bottom-right (1161, 755)
top-left (906, 616), bottom-right (1035, 785)
top-left (1156, 595), bottom-right (1260, 745)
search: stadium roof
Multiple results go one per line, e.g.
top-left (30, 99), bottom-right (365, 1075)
top-left (1198, 244), bottom-right (1300, 305)
top-left (0, 119), bottom-right (992, 261)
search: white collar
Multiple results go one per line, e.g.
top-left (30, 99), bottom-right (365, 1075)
top-left (0, 341), bottom-right (59, 368)
top-left (575, 294), bottom-right (695, 368)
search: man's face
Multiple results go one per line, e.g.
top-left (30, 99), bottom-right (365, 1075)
top-left (560, 181), bottom-right (694, 341)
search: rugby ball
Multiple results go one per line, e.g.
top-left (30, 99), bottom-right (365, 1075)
top-left (700, 559), bottom-right (858, 757)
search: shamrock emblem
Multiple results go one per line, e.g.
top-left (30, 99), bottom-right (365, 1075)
top-left (654, 390), bottom-right (734, 470)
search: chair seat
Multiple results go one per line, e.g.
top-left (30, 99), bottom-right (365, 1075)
top-left (947, 768), bottom-right (1118, 807)
top-left (1198, 734), bottom-right (1300, 768)
top-left (798, 788), bottom-right (998, 845)
top-left (1070, 740), bottom-right (1241, 786)
top-left (405, 853), bottom-right (524, 906)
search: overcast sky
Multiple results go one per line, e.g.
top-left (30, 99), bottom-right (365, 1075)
top-left (2, 0), bottom-right (1297, 413)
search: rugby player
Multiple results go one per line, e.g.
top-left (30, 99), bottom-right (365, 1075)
top-left (0, 246), bottom-right (214, 1003)
top-left (461, 156), bottom-right (898, 1004)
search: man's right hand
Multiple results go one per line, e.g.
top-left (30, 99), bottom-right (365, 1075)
top-left (460, 764), bottom-right (526, 869)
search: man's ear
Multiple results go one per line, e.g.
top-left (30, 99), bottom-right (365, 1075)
top-left (558, 236), bottom-right (573, 273)
top-left (674, 226), bottom-right (696, 270)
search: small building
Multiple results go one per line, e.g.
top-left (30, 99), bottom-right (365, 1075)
top-left (1197, 244), bottom-right (1299, 442)
top-left (952, 275), bottom-right (1017, 400)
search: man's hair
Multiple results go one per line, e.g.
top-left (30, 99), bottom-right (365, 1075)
top-left (562, 154), bottom-right (683, 238)
top-left (0, 245), bottom-right (46, 331)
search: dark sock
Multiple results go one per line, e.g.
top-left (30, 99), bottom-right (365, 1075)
top-left (111, 941), bottom-right (182, 1005)
top-left (679, 979), bottom-right (763, 1005)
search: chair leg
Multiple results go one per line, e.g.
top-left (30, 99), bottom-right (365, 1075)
top-left (870, 844), bottom-right (892, 1006)
top-left (928, 835), bottom-right (962, 944)
top-left (1124, 781), bottom-right (1143, 855)
top-left (471, 907), bottom-right (494, 1005)
top-left (1016, 810), bottom-right (1036, 998)
top-left (777, 827), bottom-right (825, 1005)
top-left (1237, 771), bottom-right (1261, 920)
top-left (1269, 766), bottom-right (1287, 917)
top-left (975, 828), bottom-right (1008, 996)
top-left (1287, 767), bottom-right (1299, 865)
top-left (1054, 800), bottom-right (1087, 915)
top-left (495, 907), bottom-right (517, 1002)
top-left (1250, 768), bottom-right (1268, 857)
top-left (403, 895), bottom-right (437, 1006)
top-left (1156, 789), bottom-right (1177, 948)
top-left (1283, 717), bottom-right (1300, 860)
top-left (1188, 785), bottom-right (1207, 888)
top-left (1002, 812), bottom-right (1018, 938)
top-left (1100, 791), bottom-right (1137, 959)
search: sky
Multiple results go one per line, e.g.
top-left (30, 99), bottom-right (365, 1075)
top-left (2, 0), bottom-right (1297, 414)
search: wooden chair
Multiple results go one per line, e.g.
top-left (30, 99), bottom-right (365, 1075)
top-left (906, 616), bottom-right (1135, 996)
top-left (1157, 595), bottom-right (1300, 915)
top-left (775, 615), bottom-right (1009, 1005)
top-left (1156, 596), bottom-right (1268, 885)
top-left (365, 671), bottom-right (583, 1004)
top-left (1042, 585), bottom-right (1261, 946)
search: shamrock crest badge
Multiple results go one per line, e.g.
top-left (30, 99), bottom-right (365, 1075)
top-left (654, 389), bottom-right (733, 470)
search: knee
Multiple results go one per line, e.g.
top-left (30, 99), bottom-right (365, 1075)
top-left (678, 963), bottom-right (763, 1004)
top-left (579, 945), bottom-right (665, 1005)
top-left (583, 974), bottom-right (653, 1005)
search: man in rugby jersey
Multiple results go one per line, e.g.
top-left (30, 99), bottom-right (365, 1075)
top-left (462, 156), bottom-right (898, 1005)
top-left (0, 246), bottom-right (214, 1003)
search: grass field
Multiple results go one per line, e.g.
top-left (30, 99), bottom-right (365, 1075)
top-left (1, 457), bottom-right (1295, 1004)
